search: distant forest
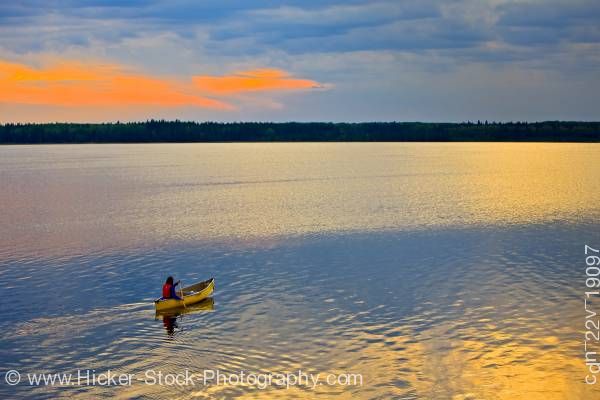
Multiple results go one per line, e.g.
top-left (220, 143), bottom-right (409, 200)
top-left (1, 121), bottom-right (599, 143)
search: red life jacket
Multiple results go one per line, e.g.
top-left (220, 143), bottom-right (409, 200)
top-left (162, 283), bottom-right (172, 298)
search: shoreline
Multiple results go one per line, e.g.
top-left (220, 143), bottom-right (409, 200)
top-left (1, 121), bottom-right (599, 144)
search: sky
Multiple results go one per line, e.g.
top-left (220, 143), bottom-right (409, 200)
top-left (0, 0), bottom-right (598, 123)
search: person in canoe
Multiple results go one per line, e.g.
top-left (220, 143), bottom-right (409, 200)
top-left (162, 276), bottom-right (182, 300)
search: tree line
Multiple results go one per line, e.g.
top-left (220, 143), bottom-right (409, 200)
top-left (0, 121), bottom-right (599, 143)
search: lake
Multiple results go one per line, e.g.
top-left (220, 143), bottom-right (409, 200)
top-left (1, 143), bottom-right (599, 399)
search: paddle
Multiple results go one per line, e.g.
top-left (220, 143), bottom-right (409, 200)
top-left (179, 280), bottom-right (186, 308)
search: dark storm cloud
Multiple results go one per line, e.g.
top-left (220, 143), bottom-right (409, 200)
top-left (496, 0), bottom-right (600, 46)
top-left (232, 18), bottom-right (489, 55)
top-left (207, 1), bottom-right (447, 53)
top-left (0, 0), bottom-right (370, 22)
top-left (2, 0), bottom-right (599, 56)
top-left (497, 0), bottom-right (600, 28)
top-left (1, 0), bottom-right (406, 53)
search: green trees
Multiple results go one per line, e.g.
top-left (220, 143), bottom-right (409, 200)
top-left (0, 121), bottom-right (598, 144)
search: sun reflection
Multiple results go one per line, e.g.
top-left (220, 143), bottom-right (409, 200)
top-left (1, 143), bottom-right (599, 399)
top-left (447, 143), bottom-right (600, 226)
top-left (1, 143), bottom-right (599, 260)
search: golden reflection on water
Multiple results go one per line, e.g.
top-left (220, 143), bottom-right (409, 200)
top-left (15, 302), bottom-right (598, 400)
top-left (1, 143), bottom-right (599, 399)
top-left (1, 143), bottom-right (598, 258)
top-left (410, 326), bottom-right (590, 400)
top-left (146, 142), bottom-right (600, 235)
top-left (451, 143), bottom-right (600, 225)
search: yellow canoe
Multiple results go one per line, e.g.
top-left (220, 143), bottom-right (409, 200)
top-left (155, 297), bottom-right (215, 317)
top-left (154, 278), bottom-right (215, 312)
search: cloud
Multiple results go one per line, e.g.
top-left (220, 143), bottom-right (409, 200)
top-left (193, 68), bottom-right (326, 95)
top-left (239, 1), bottom-right (438, 37)
top-left (0, 59), bottom-right (231, 109)
top-left (2, 1), bottom-right (598, 61)
top-left (0, 60), bottom-right (327, 120)
top-left (208, 1), bottom-right (445, 54)
top-left (0, 1), bottom-right (599, 122)
top-left (496, 0), bottom-right (600, 47)
top-left (497, 0), bottom-right (600, 29)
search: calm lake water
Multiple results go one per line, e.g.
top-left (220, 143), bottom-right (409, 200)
top-left (1, 143), bottom-right (599, 399)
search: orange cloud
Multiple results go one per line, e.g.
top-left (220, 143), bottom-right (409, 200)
top-left (0, 60), bottom-right (232, 110)
top-left (193, 68), bottom-right (324, 95)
